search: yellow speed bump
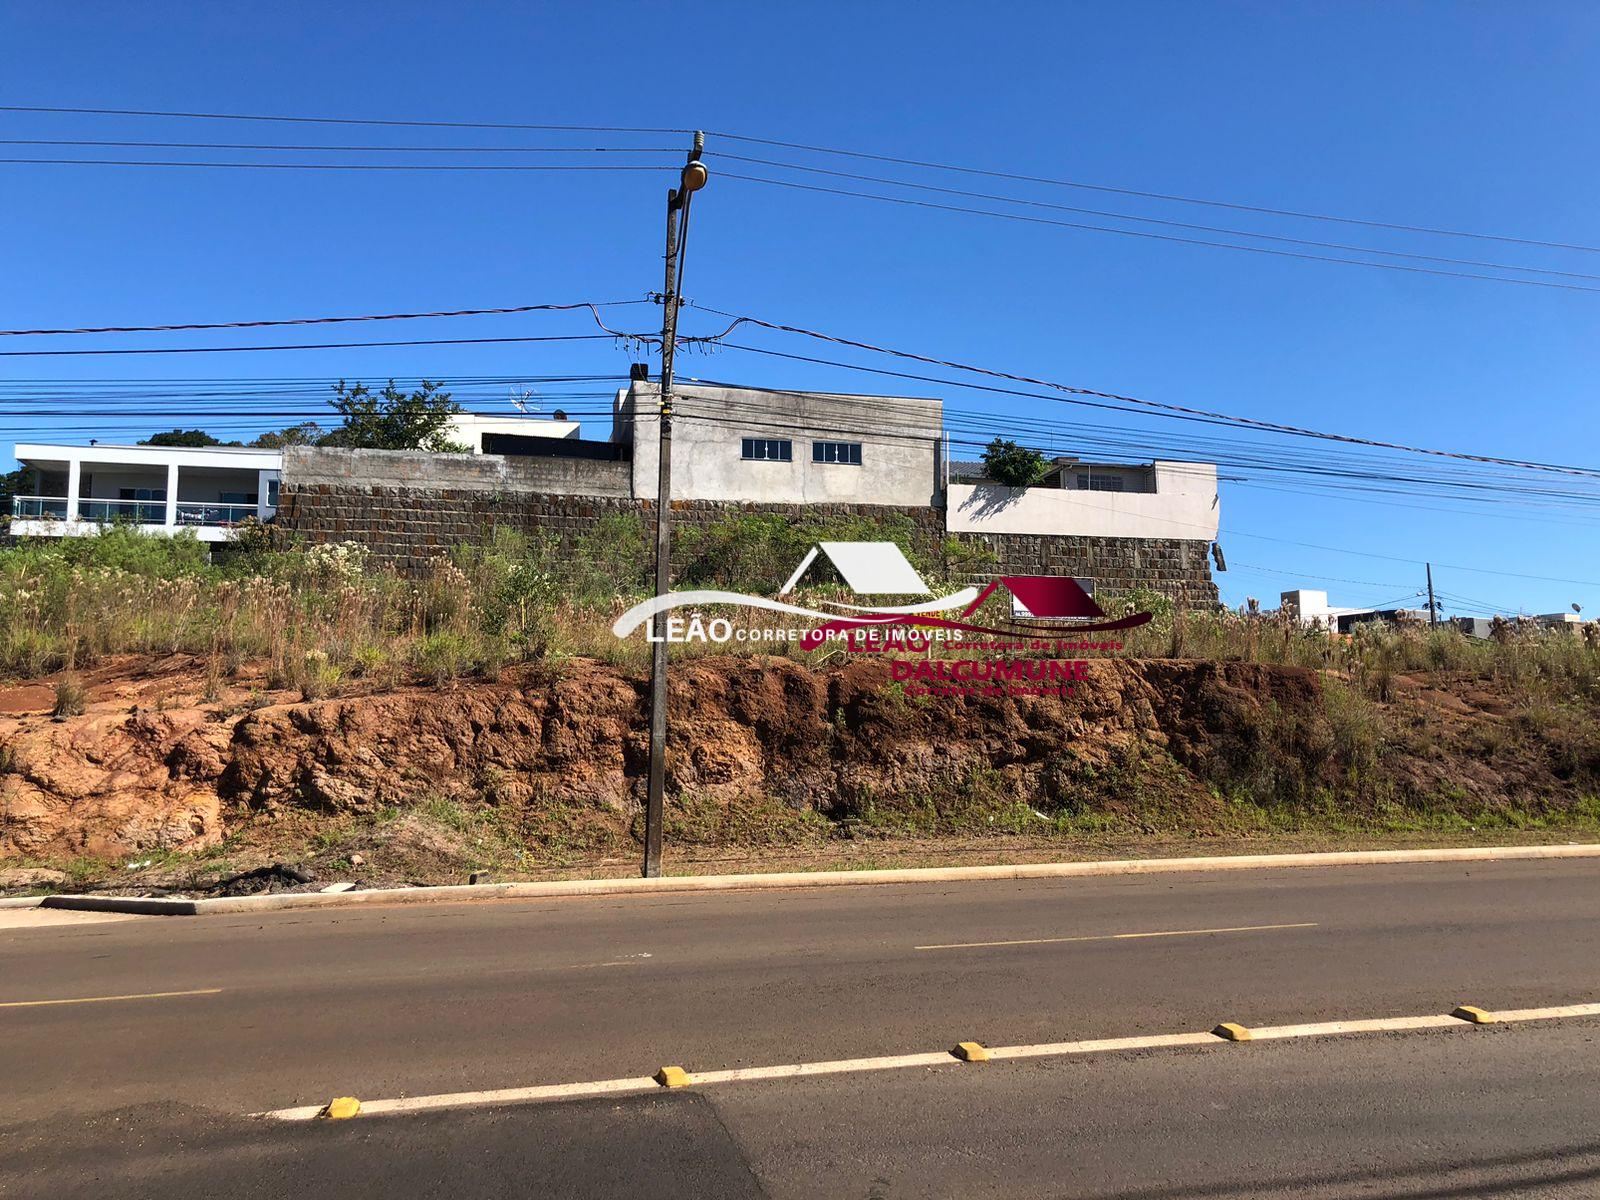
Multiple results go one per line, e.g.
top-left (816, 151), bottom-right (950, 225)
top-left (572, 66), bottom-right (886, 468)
top-left (654, 1066), bottom-right (692, 1088)
top-left (1451, 1005), bottom-right (1497, 1024)
top-left (1212, 1022), bottom-right (1253, 1042)
top-left (952, 1041), bottom-right (989, 1062)
top-left (322, 1096), bottom-right (361, 1120)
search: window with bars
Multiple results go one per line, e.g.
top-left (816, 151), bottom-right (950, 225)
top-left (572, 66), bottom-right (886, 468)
top-left (812, 440), bottom-right (863, 465)
top-left (1076, 474), bottom-right (1125, 492)
top-left (741, 438), bottom-right (793, 462)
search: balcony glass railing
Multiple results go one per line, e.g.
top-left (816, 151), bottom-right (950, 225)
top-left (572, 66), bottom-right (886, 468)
top-left (80, 498), bottom-right (170, 523)
top-left (10, 496), bottom-right (69, 519)
top-left (175, 501), bottom-right (259, 527)
top-left (10, 495), bottom-right (268, 527)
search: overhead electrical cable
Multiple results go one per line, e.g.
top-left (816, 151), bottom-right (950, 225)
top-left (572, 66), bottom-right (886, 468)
top-left (714, 172), bottom-right (1600, 296)
top-left (0, 104), bottom-right (690, 135)
top-left (0, 300), bottom-right (650, 338)
top-left (681, 307), bottom-right (1600, 478)
top-left (709, 153), bottom-right (1600, 283)
top-left (0, 158), bottom-right (672, 173)
top-left (0, 139), bottom-right (680, 153)
top-left (0, 333), bottom-right (627, 357)
top-left (703, 129), bottom-right (1600, 255)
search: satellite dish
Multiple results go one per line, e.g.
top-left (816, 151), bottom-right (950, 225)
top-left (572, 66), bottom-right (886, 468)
top-left (1574, 603), bottom-right (1583, 614)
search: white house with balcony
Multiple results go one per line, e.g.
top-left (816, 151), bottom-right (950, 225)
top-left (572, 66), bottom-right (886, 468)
top-left (8, 442), bottom-right (282, 542)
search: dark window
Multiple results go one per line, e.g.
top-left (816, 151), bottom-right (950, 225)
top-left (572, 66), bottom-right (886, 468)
top-left (741, 438), bottom-right (793, 462)
top-left (119, 487), bottom-right (167, 501)
top-left (812, 440), bottom-right (863, 465)
top-left (219, 492), bottom-right (259, 505)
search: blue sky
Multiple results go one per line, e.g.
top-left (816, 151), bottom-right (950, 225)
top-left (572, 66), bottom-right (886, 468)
top-left (4, 1), bottom-right (1599, 616)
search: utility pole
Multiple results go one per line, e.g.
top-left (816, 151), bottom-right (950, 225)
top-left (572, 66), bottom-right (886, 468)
top-left (643, 132), bottom-right (707, 879)
top-left (1426, 562), bottom-right (1437, 627)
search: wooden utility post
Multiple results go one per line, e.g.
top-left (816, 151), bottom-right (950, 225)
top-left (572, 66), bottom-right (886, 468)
top-left (1426, 562), bottom-right (1438, 627)
top-left (643, 132), bottom-right (706, 879)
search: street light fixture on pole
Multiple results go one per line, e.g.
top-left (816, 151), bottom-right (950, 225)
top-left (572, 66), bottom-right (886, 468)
top-left (643, 132), bottom-right (707, 879)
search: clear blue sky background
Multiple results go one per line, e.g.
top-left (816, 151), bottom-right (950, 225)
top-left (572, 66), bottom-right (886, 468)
top-left (4, 1), bottom-right (1598, 616)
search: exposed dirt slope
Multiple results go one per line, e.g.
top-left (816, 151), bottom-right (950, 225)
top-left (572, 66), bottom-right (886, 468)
top-left (3, 652), bottom-right (1596, 869)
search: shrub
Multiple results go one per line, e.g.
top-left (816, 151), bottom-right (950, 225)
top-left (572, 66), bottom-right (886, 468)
top-left (52, 673), bottom-right (87, 718)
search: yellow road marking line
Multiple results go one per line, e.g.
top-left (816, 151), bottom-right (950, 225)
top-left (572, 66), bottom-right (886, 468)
top-left (255, 998), bottom-right (1600, 1121)
top-left (915, 921), bottom-right (1318, 951)
top-left (0, 987), bottom-right (223, 1009)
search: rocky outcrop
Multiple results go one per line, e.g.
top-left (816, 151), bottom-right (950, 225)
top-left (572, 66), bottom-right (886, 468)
top-left (0, 654), bottom-right (1586, 862)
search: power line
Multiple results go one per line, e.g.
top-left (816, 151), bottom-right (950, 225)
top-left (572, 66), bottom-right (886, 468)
top-left (0, 333), bottom-right (626, 357)
top-left (716, 171), bottom-right (1600, 296)
top-left (704, 129), bottom-right (1600, 255)
top-left (0, 158), bottom-right (672, 173)
top-left (0, 139), bottom-right (679, 153)
top-left (12, 104), bottom-right (1589, 254)
top-left (710, 152), bottom-right (1600, 284)
top-left (0, 300), bottom-right (650, 338)
top-left (0, 104), bottom-right (689, 135)
top-left (683, 310), bottom-right (1600, 478)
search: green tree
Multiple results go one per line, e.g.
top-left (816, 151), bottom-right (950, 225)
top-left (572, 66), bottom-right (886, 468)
top-left (138, 429), bottom-right (241, 448)
top-left (0, 465), bottom-right (26, 523)
top-left (982, 437), bottom-right (1047, 488)
top-left (320, 379), bottom-right (467, 452)
top-left (249, 422), bottom-right (325, 449)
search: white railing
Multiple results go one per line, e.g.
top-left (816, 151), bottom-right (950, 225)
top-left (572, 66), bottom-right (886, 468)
top-left (10, 495), bottom-right (267, 527)
top-left (11, 496), bottom-right (69, 519)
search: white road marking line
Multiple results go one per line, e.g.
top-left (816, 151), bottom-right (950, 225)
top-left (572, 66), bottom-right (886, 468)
top-left (265, 1077), bottom-right (661, 1121)
top-left (1246, 1015), bottom-right (1461, 1040)
top-left (986, 1032), bottom-right (1218, 1060)
top-left (915, 922), bottom-right (1319, 951)
top-left (689, 1052), bottom-right (955, 1086)
top-left (255, 999), bottom-right (1600, 1121)
top-left (0, 987), bottom-right (223, 1009)
top-left (1487, 1003), bottom-right (1600, 1022)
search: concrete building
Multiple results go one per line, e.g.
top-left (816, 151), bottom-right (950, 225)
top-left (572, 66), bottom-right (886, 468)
top-left (7, 381), bottom-right (1226, 607)
top-left (616, 382), bottom-right (945, 507)
top-left (444, 413), bottom-right (581, 454)
top-left (8, 442), bottom-right (282, 542)
top-left (947, 461), bottom-right (1218, 541)
top-left (1279, 589), bottom-right (1429, 632)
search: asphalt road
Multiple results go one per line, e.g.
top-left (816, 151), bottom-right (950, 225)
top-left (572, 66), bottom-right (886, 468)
top-left (4, 858), bottom-right (1599, 1196)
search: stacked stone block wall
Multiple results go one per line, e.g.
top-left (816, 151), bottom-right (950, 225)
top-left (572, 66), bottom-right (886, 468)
top-left (275, 448), bottom-right (1218, 607)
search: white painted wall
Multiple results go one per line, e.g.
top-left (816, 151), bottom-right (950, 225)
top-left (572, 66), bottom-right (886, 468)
top-left (946, 462), bottom-right (1219, 539)
top-left (620, 383), bottom-right (943, 506)
top-left (445, 414), bottom-right (580, 453)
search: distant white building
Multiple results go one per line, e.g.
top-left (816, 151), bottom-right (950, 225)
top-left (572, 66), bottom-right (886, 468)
top-left (9, 442), bottom-right (283, 542)
top-left (1279, 589), bottom-right (1427, 632)
top-left (7, 413), bottom-right (581, 542)
top-left (444, 412), bottom-right (580, 454)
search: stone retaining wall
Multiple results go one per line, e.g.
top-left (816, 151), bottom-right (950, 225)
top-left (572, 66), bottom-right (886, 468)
top-left (275, 448), bottom-right (1218, 606)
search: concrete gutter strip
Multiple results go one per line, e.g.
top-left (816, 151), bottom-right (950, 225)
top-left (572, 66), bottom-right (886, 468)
top-left (31, 842), bottom-right (1600, 917)
top-left (41, 895), bottom-right (200, 915)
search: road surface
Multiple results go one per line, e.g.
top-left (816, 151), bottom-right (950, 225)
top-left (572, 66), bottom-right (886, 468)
top-left (4, 857), bottom-right (1598, 1196)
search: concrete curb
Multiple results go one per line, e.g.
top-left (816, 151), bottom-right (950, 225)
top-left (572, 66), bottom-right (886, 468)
top-left (0, 896), bottom-right (46, 910)
top-left (35, 842), bottom-right (1600, 917)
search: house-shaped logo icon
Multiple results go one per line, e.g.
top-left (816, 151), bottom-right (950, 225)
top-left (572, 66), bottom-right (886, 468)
top-left (963, 576), bottom-right (1106, 621)
top-left (778, 542), bottom-right (931, 597)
